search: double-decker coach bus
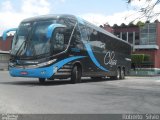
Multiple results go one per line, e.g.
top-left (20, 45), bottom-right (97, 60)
top-left (2, 14), bottom-right (131, 83)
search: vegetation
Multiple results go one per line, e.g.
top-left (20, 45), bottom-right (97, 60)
top-left (136, 21), bottom-right (145, 27)
top-left (131, 54), bottom-right (152, 69)
top-left (127, 0), bottom-right (160, 21)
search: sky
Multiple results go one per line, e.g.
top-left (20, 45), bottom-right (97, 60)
top-left (0, 0), bottom-right (160, 36)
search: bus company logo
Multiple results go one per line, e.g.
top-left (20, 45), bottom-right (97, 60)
top-left (104, 51), bottom-right (117, 66)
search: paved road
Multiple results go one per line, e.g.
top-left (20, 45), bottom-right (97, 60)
top-left (0, 71), bottom-right (160, 114)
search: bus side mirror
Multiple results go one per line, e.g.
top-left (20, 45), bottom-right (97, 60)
top-left (46, 24), bottom-right (66, 39)
top-left (2, 28), bottom-right (17, 41)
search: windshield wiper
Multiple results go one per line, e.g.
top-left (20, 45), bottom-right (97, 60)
top-left (15, 40), bottom-right (27, 56)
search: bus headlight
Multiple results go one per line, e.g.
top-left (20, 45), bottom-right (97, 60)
top-left (37, 59), bottom-right (57, 67)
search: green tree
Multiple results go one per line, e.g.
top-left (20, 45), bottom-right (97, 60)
top-left (127, 0), bottom-right (160, 21)
top-left (136, 21), bottom-right (145, 27)
top-left (131, 54), bottom-right (151, 68)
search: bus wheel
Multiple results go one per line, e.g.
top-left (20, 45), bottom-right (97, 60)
top-left (110, 68), bottom-right (121, 80)
top-left (120, 68), bottom-right (125, 79)
top-left (71, 65), bottom-right (82, 84)
top-left (39, 78), bottom-right (46, 84)
top-left (116, 68), bottom-right (121, 80)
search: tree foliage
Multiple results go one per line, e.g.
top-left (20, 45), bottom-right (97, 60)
top-left (136, 21), bottom-right (145, 27)
top-left (131, 54), bottom-right (151, 66)
top-left (127, 0), bottom-right (160, 21)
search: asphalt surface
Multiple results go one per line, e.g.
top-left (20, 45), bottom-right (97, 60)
top-left (0, 71), bottom-right (160, 114)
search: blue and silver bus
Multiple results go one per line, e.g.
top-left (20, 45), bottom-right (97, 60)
top-left (3, 14), bottom-right (131, 83)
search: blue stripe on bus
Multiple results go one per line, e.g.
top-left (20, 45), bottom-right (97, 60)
top-left (2, 28), bottom-right (17, 41)
top-left (9, 56), bottom-right (85, 78)
top-left (84, 43), bottom-right (108, 72)
top-left (53, 56), bottom-right (85, 72)
top-left (46, 24), bottom-right (66, 39)
top-left (76, 16), bottom-right (85, 24)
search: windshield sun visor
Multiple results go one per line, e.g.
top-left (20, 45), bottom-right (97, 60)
top-left (46, 24), bottom-right (66, 39)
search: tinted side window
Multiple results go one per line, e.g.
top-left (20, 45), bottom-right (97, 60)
top-left (78, 23), bottom-right (89, 41)
top-left (89, 30), bottom-right (106, 53)
top-left (71, 25), bottom-right (84, 50)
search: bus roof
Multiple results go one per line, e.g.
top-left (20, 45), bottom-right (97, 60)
top-left (22, 14), bottom-right (77, 23)
top-left (21, 14), bottom-right (131, 46)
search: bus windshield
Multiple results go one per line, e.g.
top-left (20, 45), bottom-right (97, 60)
top-left (11, 18), bottom-right (76, 58)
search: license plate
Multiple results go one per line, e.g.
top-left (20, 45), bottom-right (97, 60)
top-left (20, 71), bottom-right (28, 75)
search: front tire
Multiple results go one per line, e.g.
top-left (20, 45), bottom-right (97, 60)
top-left (39, 78), bottom-right (46, 84)
top-left (71, 65), bottom-right (82, 84)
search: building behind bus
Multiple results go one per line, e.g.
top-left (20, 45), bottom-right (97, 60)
top-left (101, 20), bottom-right (160, 75)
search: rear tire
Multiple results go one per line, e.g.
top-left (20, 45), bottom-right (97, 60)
top-left (110, 68), bottom-right (121, 80)
top-left (116, 68), bottom-right (121, 80)
top-left (39, 78), bottom-right (46, 84)
top-left (71, 65), bottom-right (82, 84)
top-left (120, 68), bottom-right (125, 79)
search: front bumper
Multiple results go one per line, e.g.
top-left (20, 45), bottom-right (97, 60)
top-left (9, 56), bottom-right (86, 78)
top-left (9, 65), bottom-right (54, 78)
